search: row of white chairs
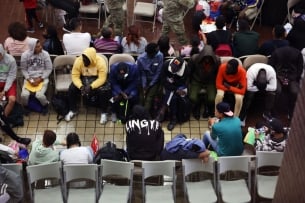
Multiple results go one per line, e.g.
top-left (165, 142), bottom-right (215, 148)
top-left (1, 151), bottom-right (283, 203)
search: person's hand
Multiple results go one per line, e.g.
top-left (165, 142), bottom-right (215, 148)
top-left (176, 89), bottom-right (186, 96)
top-left (80, 86), bottom-right (86, 96)
top-left (198, 150), bottom-right (210, 163)
top-left (84, 85), bottom-right (91, 95)
top-left (32, 77), bottom-right (43, 86)
top-left (223, 81), bottom-right (231, 89)
top-left (121, 92), bottom-right (128, 100)
top-left (0, 91), bottom-right (5, 99)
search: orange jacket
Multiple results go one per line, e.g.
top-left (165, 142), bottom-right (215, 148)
top-left (216, 62), bottom-right (247, 95)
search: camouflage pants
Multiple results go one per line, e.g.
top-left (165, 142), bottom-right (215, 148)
top-left (161, 19), bottom-right (188, 45)
top-left (104, 8), bottom-right (125, 36)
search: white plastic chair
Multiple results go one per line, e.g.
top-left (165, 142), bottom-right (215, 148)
top-left (109, 53), bottom-right (136, 68)
top-left (182, 158), bottom-right (217, 203)
top-left (256, 151), bottom-right (283, 200)
top-left (63, 164), bottom-right (100, 203)
top-left (217, 156), bottom-right (254, 203)
top-left (242, 54), bottom-right (269, 69)
top-left (220, 56), bottom-right (243, 66)
top-left (99, 159), bottom-right (134, 202)
top-left (142, 160), bottom-right (176, 203)
top-left (133, 0), bottom-right (158, 32)
top-left (26, 162), bottom-right (65, 203)
top-left (53, 55), bottom-right (76, 93)
top-left (79, 0), bottom-right (102, 29)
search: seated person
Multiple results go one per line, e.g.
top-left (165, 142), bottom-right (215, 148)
top-left (42, 25), bottom-right (65, 55)
top-left (4, 22), bottom-right (29, 56)
top-left (28, 130), bottom-right (64, 165)
top-left (188, 45), bottom-right (220, 119)
top-left (239, 63), bottom-right (277, 123)
top-left (254, 118), bottom-right (287, 152)
top-left (0, 165), bottom-right (23, 202)
top-left (109, 62), bottom-right (139, 123)
top-left (157, 34), bottom-right (175, 58)
top-left (268, 46), bottom-right (304, 120)
top-left (62, 18), bottom-right (91, 55)
top-left (203, 102), bottom-right (244, 156)
top-left (156, 57), bottom-right (190, 131)
top-left (60, 132), bottom-right (93, 164)
top-left (160, 133), bottom-right (210, 162)
top-left (125, 105), bottom-right (164, 160)
top-left (137, 43), bottom-right (163, 112)
top-left (259, 24), bottom-right (289, 56)
top-left (20, 38), bottom-right (52, 114)
top-left (121, 25), bottom-right (147, 54)
top-left (94, 26), bottom-right (122, 53)
top-left (233, 18), bottom-right (259, 57)
top-left (286, 17), bottom-right (305, 51)
top-left (215, 59), bottom-right (247, 117)
top-left (180, 35), bottom-right (204, 57)
top-left (64, 47), bottom-right (110, 124)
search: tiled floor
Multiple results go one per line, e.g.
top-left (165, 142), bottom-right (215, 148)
top-left (1, 105), bottom-right (210, 149)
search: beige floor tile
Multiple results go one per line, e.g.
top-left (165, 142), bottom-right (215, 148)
top-left (48, 121), bottom-right (58, 128)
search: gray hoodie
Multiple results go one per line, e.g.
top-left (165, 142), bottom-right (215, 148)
top-left (20, 38), bottom-right (52, 80)
top-left (0, 166), bottom-right (23, 201)
top-left (0, 44), bottom-right (17, 92)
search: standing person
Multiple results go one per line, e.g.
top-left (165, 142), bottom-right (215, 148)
top-left (239, 63), bottom-right (277, 123)
top-left (62, 18), bottom-right (91, 56)
top-left (137, 43), bottom-right (163, 112)
top-left (64, 47), bottom-right (110, 124)
top-left (162, 0), bottom-right (195, 45)
top-left (28, 130), bottom-right (62, 165)
top-left (125, 105), bottom-right (164, 160)
top-left (4, 22), bottom-right (30, 56)
top-left (0, 44), bottom-right (17, 117)
top-left (286, 17), bottom-right (305, 51)
top-left (103, 0), bottom-right (125, 37)
top-left (121, 25), bottom-right (147, 54)
top-left (215, 59), bottom-right (247, 117)
top-left (48, 0), bottom-right (80, 32)
top-left (21, 0), bottom-right (44, 33)
top-left (20, 38), bottom-right (53, 113)
top-left (42, 25), bottom-right (65, 55)
top-left (203, 102), bottom-right (244, 156)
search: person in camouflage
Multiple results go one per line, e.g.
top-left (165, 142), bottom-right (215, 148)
top-left (104, 0), bottom-right (125, 37)
top-left (162, 0), bottom-right (195, 45)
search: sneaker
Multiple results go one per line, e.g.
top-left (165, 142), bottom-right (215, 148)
top-left (100, 113), bottom-right (107, 124)
top-left (65, 111), bottom-right (76, 122)
top-left (167, 121), bottom-right (176, 131)
top-left (38, 22), bottom-right (44, 28)
top-left (62, 24), bottom-right (71, 33)
top-left (27, 28), bottom-right (35, 33)
top-left (111, 113), bottom-right (117, 123)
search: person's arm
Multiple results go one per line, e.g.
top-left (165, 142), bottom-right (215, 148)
top-left (266, 67), bottom-right (277, 91)
top-left (124, 64), bottom-right (139, 97)
top-left (216, 64), bottom-right (228, 91)
top-left (91, 57), bottom-right (107, 89)
top-left (42, 53), bottom-right (53, 79)
top-left (149, 54), bottom-right (164, 87)
top-left (3, 56), bottom-right (17, 93)
top-left (71, 58), bottom-right (83, 89)
top-left (228, 67), bottom-right (247, 95)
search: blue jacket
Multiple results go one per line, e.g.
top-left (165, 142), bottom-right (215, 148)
top-left (110, 62), bottom-right (139, 98)
top-left (137, 51), bottom-right (163, 89)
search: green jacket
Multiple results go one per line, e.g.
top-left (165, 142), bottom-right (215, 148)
top-left (106, 0), bottom-right (125, 9)
top-left (28, 139), bottom-right (60, 165)
top-left (163, 0), bottom-right (195, 22)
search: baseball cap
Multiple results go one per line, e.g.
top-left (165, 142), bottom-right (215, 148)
top-left (216, 102), bottom-right (233, 117)
top-left (269, 118), bottom-right (285, 133)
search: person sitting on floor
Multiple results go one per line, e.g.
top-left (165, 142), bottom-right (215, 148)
top-left (203, 101), bottom-right (244, 156)
top-left (125, 105), bottom-right (164, 161)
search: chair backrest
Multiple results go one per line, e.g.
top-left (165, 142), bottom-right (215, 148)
top-left (97, 53), bottom-right (109, 73)
top-left (142, 160), bottom-right (176, 179)
top-left (53, 55), bottom-right (76, 69)
top-left (100, 159), bottom-right (134, 179)
top-left (182, 158), bottom-right (215, 176)
top-left (63, 164), bottom-right (98, 183)
top-left (256, 151), bottom-right (283, 168)
top-left (220, 56), bottom-right (243, 66)
top-left (218, 156), bottom-right (253, 174)
top-left (26, 161), bottom-right (62, 184)
top-left (109, 53), bottom-right (135, 67)
top-left (242, 54), bottom-right (269, 69)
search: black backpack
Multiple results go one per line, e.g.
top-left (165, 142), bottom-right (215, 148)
top-left (93, 141), bottom-right (129, 164)
top-left (51, 94), bottom-right (69, 124)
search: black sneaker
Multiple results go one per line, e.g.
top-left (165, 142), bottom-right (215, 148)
top-left (62, 24), bottom-right (71, 32)
top-left (19, 138), bottom-right (31, 146)
top-left (167, 121), bottom-right (176, 131)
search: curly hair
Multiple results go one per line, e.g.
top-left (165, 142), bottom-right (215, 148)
top-left (126, 25), bottom-right (140, 47)
top-left (8, 22), bottom-right (27, 41)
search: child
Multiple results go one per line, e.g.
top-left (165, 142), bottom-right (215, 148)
top-left (21, 0), bottom-right (44, 32)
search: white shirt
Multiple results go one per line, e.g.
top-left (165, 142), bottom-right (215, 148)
top-left (246, 63), bottom-right (277, 92)
top-left (63, 32), bottom-right (91, 55)
top-left (60, 146), bottom-right (93, 164)
top-left (121, 37), bottom-right (147, 54)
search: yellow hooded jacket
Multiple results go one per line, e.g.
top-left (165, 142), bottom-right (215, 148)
top-left (71, 47), bottom-right (107, 89)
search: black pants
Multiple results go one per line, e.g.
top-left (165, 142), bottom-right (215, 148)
top-left (49, 0), bottom-right (80, 21)
top-left (25, 8), bottom-right (40, 28)
top-left (68, 83), bottom-right (111, 113)
top-left (0, 111), bottom-right (23, 142)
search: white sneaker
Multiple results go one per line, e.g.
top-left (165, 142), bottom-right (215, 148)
top-left (100, 113), bottom-right (107, 124)
top-left (65, 111), bottom-right (76, 122)
top-left (111, 113), bottom-right (117, 123)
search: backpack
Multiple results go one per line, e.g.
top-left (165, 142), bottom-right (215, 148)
top-left (51, 94), bottom-right (69, 124)
top-left (215, 44), bottom-right (232, 56)
top-left (0, 150), bottom-right (15, 163)
top-left (27, 95), bottom-right (44, 113)
top-left (93, 141), bottom-right (129, 164)
top-left (176, 96), bottom-right (191, 123)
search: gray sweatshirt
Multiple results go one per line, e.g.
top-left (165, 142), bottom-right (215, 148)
top-left (0, 44), bottom-right (17, 92)
top-left (20, 38), bottom-right (52, 80)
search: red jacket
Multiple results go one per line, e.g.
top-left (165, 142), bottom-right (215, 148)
top-left (216, 62), bottom-right (247, 95)
top-left (23, 0), bottom-right (37, 9)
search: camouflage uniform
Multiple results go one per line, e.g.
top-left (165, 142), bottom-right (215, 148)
top-left (162, 0), bottom-right (195, 45)
top-left (104, 0), bottom-right (125, 36)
